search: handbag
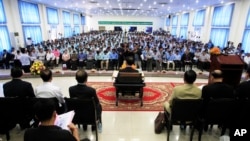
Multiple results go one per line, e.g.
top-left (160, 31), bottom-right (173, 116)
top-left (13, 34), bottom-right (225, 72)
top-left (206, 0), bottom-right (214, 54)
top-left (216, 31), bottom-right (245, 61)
top-left (154, 112), bottom-right (165, 134)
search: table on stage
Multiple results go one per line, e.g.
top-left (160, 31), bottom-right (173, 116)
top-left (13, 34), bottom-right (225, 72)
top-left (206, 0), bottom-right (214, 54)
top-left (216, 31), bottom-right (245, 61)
top-left (112, 70), bottom-right (144, 80)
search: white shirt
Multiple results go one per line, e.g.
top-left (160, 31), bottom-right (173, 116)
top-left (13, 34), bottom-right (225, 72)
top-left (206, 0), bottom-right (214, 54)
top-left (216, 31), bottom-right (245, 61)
top-left (0, 83), bottom-right (4, 97)
top-left (19, 53), bottom-right (31, 66)
top-left (35, 82), bottom-right (64, 104)
top-left (244, 56), bottom-right (250, 65)
top-left (46, 52), bottom-right (55, 60)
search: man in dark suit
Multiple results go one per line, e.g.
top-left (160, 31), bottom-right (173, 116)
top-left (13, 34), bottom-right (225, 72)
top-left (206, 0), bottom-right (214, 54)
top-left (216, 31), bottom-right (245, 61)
top-left (202, 70), bottom-right (234, 103)
top-left (3, 67), bottom-right (35, 98)
top-left (2, 49), bottom-right (13, 69)
top-left (3, 67), bottom-right (35, 129)
top-left (69, 69), bottom-right (102, 132)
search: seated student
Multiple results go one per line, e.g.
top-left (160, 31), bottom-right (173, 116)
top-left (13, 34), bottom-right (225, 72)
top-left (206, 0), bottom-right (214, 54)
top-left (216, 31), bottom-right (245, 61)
top-left (24, 99), bottom-right (80, 141)
top-left (69, 69), bottom-right (102, 132)
top-left (119, 56), bottom-right (138, 73)
top-left (164, 70), bottom-right (201, 129)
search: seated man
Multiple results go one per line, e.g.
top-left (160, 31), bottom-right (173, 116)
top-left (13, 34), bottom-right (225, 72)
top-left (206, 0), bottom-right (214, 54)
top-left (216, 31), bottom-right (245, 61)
top-left (69, 69), bottom-right (102, 132)
top-left (24, 99), bottom-right (80, 141)
top-left (35, 69), bottom-right (65, 113)
top-left (202, 70), bottom-right (234, 106)
top-left (4, 67), bottom-right (35, 98)
top-left (164, 70), bottom-right (201, 129)
top-left (119, 56), bottom-right (138, 73)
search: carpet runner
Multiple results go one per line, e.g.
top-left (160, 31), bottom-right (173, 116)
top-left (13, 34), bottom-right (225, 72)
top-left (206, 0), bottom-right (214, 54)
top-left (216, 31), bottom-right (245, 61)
top-left (88, 82), bottom-right (204, 111)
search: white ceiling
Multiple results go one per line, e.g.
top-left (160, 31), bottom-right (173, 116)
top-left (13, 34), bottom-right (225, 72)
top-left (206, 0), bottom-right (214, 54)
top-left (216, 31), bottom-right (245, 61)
top-left (29, 0), bottom-right (238, 17)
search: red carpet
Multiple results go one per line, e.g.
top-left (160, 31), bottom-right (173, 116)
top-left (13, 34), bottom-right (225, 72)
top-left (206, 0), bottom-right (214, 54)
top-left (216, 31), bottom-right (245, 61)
top-left (87, 82), bottom-right (204, 111)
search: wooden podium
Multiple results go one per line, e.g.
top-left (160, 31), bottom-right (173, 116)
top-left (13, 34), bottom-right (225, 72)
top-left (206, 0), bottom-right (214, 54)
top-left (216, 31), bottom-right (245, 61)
top-left (209, 54), bottom-right (244, 88)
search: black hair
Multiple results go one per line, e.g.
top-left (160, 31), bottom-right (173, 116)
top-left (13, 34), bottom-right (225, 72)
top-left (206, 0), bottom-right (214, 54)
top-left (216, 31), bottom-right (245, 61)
top-left (34, 99), bottom-right (56, 121)
top-left (11, 67), bottom-right (23, 78)
top-left (211, 70), bottom-right (223, 78)
top-left (75, 69), bottom-right (88, 83)
top-left (125, 56), bottom-right (134, 66)
top-left (184, 70), bottom-right (197, 84)
top-left (40, 69), bottom-right (52, 82)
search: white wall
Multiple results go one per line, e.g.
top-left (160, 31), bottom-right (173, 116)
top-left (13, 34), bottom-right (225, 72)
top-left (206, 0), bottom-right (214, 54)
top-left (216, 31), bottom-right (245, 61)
top-left (86, 16), bottom-right (164, 32)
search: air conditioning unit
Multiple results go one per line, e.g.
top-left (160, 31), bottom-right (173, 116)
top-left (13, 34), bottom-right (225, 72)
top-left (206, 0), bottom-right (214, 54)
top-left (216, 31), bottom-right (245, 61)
top-left (10, 32), bottom-right (20, 49)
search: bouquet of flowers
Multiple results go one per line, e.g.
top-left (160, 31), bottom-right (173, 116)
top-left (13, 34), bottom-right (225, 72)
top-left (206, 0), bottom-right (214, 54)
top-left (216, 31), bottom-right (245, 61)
top-left (209, 47), bottom-right (221, 55)
top-left (30, 60), bottom-right (46, 75)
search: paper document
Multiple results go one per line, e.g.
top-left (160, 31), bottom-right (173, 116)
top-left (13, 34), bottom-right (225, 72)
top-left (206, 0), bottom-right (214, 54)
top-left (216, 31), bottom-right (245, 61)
top-left (54, 110), bottom-right (75, 130)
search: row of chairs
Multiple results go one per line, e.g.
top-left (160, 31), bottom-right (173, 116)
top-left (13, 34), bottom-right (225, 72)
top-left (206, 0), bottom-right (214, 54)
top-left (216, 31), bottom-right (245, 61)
top-left (0, 97), bottom-right (98, 141)
top-left (165, 98), bottom-right (250, 141)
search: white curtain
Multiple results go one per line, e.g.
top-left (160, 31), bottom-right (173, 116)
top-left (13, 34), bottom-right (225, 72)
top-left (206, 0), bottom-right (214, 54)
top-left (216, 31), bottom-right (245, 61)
top-left (171, 27), bottom-right (177, 36)
top-left (73, 14), bottom-right (80, 25)
top-left (63, 11), bottom-right (71, 25)
top-left (212, 4), bottom-right (234, 27)
top-left (0, 0), bottom-right (6, 23)
top-left (180, 27), bottom-right (188, 39)
top-left (23, 26), bottom-right (43, 44)
top-left (0, 26), bottom-right (11, 52)
top-left (64, 26), bottom-right (72, 38)
top-left (210, 28), bottom-right (229, 48)
top-left (81, 16), bottom-right (85, 25)
top-left (242, 10), bottom-right (250, 53)
top-left (46, 7), bottom-right (59, 24)
top-left (193, 9), bottom-right (205, 26)
top-left (74, 26), bottom-right (80, 35)
top-left (18, 0), bottom-right (40, 24)
top-left (210, 4), bottom-right (234, 49)
top-left (172, 15), bottom-right (178, 26)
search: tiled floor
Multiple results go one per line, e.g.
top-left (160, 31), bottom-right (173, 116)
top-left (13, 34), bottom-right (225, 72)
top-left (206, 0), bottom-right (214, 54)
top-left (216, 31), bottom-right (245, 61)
top-left (0, 70), bottom-right (228, 141)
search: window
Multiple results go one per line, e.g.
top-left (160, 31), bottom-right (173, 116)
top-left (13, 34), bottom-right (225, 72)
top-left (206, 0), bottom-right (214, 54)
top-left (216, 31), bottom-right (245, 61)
top-left (74, 26), bottom-right (80, 35)
top-left (242, 9), bottom-right (250, 53)
top-left (64, 26), bottom-right (72, 38)
top-left (73, 14), bottom-right (80, 25)
top-left (0, 0), bottom-right (6, 23)
top-left (0, 26), bottom-right (11, 52)
top-left (171, 15), bottom-right (178, 36)
top-left (0, 0), bottom-right (11, 52)
top-left (23, 26), bottom-right (42, 44)
top-left (193, 9), bottom-right (205, 26)
top-left (210, 3), bottom-right (234, 48)
top-left (19, 0), bottom-right (42, 45)
top-left (18, 0), bottom-right (40, 24)
top-left (180, 13), bottom-right (189, 39)
top-left (166, 17), bottom-right (170, 26)
top-left (81, 16), bottom-right (85, 25)
top-left (63, 11), bottom-right (71, 25)
top-left (46, 7), bottom-right (59, 25)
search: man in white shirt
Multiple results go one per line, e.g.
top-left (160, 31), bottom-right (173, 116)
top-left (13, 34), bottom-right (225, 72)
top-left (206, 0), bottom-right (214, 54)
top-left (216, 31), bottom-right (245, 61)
top-left (0, 83), bottom-right (4, 97)
top-left (244, 53), bottom-right (250, 69)
top-left (19, 49), bottom-right (31, 73)
top-left (45, 49), bottom-right (55, 69)
top-left (35, 69), bottom-right (65, 106)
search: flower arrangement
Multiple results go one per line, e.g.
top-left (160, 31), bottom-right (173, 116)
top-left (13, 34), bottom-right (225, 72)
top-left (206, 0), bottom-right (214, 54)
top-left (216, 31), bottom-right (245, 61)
top-left (30, 60), bottom-right (46, 75)
top-left (209, 47), bottom-right (221, 55)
